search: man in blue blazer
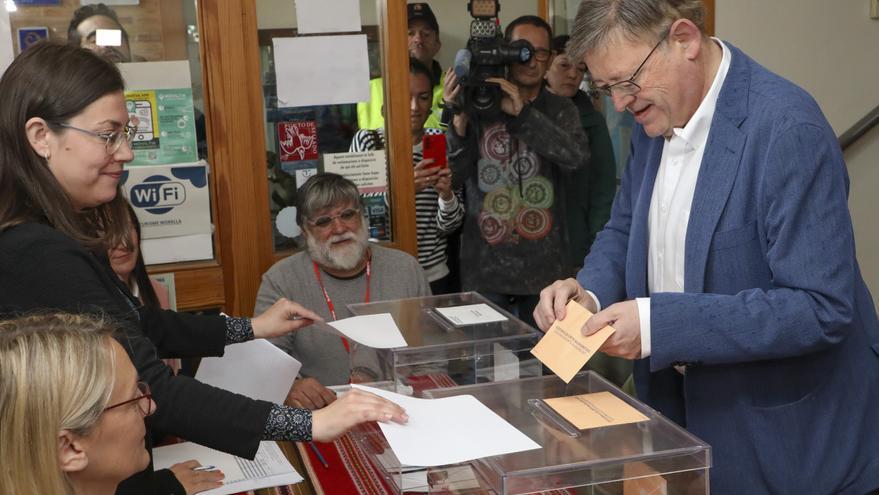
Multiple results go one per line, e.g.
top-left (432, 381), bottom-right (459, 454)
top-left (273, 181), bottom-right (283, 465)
top-left (534, 1), bottom-right (879, 493)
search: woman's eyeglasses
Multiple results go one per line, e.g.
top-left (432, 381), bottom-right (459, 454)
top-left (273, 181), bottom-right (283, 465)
top-left (52, 117), bottom-right (139, 155)
top-left (104, 381), bottom-right (154, 417)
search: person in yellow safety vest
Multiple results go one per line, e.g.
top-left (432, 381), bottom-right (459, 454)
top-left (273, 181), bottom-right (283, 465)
top-left (357, 3), bottom-right (445, 130)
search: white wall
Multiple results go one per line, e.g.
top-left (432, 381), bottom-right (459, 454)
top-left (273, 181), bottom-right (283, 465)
top-left (716, 0), bottom-right (879, 308)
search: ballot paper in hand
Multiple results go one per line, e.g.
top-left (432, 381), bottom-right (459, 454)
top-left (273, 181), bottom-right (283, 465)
top-left (530, 300), bottom-right (615, 383)
top-left (153, 441), bottom-right (303, 495)
top-left (328, 313), bottom-right (408, 348)
top-left (351, 384), bottom-right (540, 466)
top-left (195, 339), bottom-right (301, 404)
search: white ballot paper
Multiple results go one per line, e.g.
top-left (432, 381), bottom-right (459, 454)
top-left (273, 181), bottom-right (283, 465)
top-left (153, 441), bottom-right (303, 495)
top-left (195, 340), bottom-right (301, 404)
top-left (435, 303), bottom-right (508, 326)
top-left (351, 384), bottom-right (540, 466)
top-left (328, 313), bottom-right (408, 348)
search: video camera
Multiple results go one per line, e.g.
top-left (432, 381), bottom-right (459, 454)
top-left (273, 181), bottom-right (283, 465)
top-left (453, 0), bottom-right (533, 120)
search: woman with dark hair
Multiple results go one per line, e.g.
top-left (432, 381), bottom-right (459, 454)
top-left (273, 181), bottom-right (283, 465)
top-left (108, 203), bottom-right (178, 372)
top-left (0, 42), bottom-right (407, 495)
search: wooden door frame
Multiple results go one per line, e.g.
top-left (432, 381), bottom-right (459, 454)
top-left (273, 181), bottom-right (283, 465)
top-left (196, 0), bottom-right (274, 316)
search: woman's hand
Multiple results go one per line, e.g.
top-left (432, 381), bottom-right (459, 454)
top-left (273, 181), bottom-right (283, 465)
top-left (169, 460), bottom-right (224, 495)
top-left (251, 298), bottom-right (324, 339)
top-left (432, 167), bottom-right (454, 201)
top-left (311, 389), bottom-right (407, 442)
top-left (413, 159), bottom-right (441, 192)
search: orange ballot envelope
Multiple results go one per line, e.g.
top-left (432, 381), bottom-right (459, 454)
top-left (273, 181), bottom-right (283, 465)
top-left (543, 392), bottom-right (648, 430)
top-left (530, 299), bottom-right (615, 383)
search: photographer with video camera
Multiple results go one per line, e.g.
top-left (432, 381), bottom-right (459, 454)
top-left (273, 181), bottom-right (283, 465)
top-left (444, 6), bottom-right (590, 325)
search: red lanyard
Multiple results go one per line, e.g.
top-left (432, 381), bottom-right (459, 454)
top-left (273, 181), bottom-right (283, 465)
top-left (313, 259), bottom-right (371, 353)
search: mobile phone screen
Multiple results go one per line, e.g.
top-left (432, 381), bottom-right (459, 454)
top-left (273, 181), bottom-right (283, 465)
top-left (422, 133), bottom-right (447, 169)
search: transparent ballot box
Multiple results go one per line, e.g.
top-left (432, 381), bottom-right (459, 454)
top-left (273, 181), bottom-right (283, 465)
top-left (346, 292), bottom-right (542, 393)
top-left (359, 371), bottom-right (711, 494)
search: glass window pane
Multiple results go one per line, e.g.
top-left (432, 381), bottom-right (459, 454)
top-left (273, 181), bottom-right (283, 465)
top-left (256, 1), bottom-right (385, 252)
top-left (4, 1), bottom-right (214, 266)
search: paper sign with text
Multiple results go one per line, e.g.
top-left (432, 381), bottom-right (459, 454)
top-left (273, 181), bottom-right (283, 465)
top-left (120, 163), bottom-right (212, 240)
top-left (278, 121), bottom-right (319, 162)
top-left (530, 300), bottom-right (615, 383)
top-left (323, 150), bottom-right (387, 193)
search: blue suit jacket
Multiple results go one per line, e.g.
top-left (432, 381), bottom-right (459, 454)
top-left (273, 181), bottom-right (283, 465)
top-left (579, 43), bottom-right (879, 494)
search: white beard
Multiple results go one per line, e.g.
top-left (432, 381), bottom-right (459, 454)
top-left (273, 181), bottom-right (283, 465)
top-left (306, 225), bottom-right (369, 272)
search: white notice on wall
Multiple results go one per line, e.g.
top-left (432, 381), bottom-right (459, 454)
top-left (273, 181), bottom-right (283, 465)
top-left (295, 0), bottom-right (361, 34)
top-left (323, 150), bottom-right (387, 194)
top-left (0, 8), bottom-right (13, 75)
top-left (273, 35), bottom-right (370, 108)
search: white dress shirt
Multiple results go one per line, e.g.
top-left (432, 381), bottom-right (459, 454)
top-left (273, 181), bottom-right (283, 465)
top-left (635, 39), bottom-right (731, 358)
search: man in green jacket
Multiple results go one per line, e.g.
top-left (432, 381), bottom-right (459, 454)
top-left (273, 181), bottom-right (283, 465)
top-left (357, 3), bottom-right (445, 130)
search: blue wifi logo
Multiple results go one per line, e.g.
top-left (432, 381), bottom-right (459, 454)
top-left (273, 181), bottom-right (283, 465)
top-left (130, 175), bottom-right (187, 215)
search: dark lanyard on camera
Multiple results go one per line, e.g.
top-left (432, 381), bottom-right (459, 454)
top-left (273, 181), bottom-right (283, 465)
top-left (312, 259), bottom-right (371, 353)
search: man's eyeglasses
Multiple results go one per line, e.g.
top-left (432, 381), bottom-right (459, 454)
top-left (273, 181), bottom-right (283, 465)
top-left (104, 381), bottom-right (154, 417)
top-left (52, 118), bottom-right (139, 155)
top-left (588, 31), bottom-right (667, 98)
top-left (532, 48), bottom-right (552, 63)
top-left (307, 208), bottom-right (362, 230)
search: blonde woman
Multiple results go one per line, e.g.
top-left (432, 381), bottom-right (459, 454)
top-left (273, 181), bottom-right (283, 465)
top-left (0, 313), bottom-right (154, 495)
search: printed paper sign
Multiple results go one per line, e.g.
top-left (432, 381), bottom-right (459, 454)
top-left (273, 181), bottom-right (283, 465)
top-left (125, 89), bottom-right (198, 165)
top-left (17, 27), bottom-right (49, 52)
top-left (530, 300), bottom-right (615, 383)
top-left (149, 273), bottom-right (177, 311)
top-left (119, 61), bottom-right (199, 166)
top-left (278, 121), bottom-right (319, 162)
top-left (436, 303), bottom-right (508, 326)
top-left (323, 150), bottom-right (387, 193)
top-left (120, 163), bottom-right (212, 240)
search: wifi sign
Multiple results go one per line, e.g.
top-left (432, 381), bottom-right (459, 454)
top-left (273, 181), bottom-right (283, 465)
top-left (130, 175), bottom-right (187, 214)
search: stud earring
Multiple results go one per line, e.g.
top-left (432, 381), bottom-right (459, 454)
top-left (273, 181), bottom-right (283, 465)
top-left (43, 150), bottom-right (50, 160)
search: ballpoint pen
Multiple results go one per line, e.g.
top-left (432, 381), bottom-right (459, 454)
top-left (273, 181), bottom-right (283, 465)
top-left (308, 441), bottom-right (330, 468)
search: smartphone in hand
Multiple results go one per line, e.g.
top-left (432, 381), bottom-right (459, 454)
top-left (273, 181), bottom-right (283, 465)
top-left (422, 133), bottom-right (447, 169)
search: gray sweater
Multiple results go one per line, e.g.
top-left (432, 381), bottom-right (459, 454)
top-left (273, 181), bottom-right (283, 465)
top-left (255, 244), bottom-right (431, 385)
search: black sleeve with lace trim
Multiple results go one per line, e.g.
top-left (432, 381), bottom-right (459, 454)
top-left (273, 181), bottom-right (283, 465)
top-left (263, 404), bottom-right (313, 442)
top-left (224, 316), bottom-right (254, 344)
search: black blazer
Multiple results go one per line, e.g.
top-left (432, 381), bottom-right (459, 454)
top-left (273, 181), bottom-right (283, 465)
top-left (0, 223), bottom-right (273, 494)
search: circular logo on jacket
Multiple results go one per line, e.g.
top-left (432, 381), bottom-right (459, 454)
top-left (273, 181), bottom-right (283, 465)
top-left (514, 207), bottom-right (552, 240)
top-left (483, 186), bottom-right (520, 219)
top-left (481, 123), bottom-right (511, 161)
top-left (478, 212), bottom-right (510, 245)
top-left (515, 176), bottom-right (554, 209)
top-left (477, 159), bottom-right (504, 192)
top-left (507, 149), bottom-right (539, 182)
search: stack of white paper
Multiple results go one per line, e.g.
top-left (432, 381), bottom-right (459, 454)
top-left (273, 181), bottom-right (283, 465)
top-left (153, 441), bottom-right (303, 495)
